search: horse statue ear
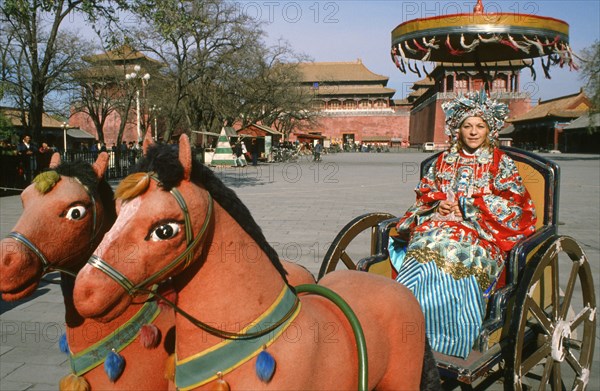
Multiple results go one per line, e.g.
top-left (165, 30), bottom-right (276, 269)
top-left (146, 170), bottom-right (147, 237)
top-left (142, 131), bottom-right (154, 156)
top-left (178, 134), bottom-right (192, 181)
top-left (49, 152), bottom-right (61, 169)
top-left (92, 152), bottom-right (109, 180)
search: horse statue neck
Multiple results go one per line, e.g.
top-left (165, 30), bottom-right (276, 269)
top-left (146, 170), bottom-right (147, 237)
top-left (173, 199), bottom-right (288, 359)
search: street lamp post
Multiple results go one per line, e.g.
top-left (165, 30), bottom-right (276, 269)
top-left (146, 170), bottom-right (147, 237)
top-left (125, 65), bottom-right (150, 144)
top-left (61, 122), bottom-right (68, 153)
top-left (150, 105), bottom-right (161, 141)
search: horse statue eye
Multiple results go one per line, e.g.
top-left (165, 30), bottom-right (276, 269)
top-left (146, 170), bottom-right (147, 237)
top-left (65, 206), bottom-right (87, 221)
top-left (150, 223), bottom-right (180, 241)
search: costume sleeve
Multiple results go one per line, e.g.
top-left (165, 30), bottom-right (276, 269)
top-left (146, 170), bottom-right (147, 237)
top-left (395, 154), bottom-right (447, 236)
top-left (459, 152), bottom-right (537, 252)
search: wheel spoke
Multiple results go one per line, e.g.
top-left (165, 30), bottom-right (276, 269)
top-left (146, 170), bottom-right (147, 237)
top-left (559, 261), bottom-right (580, 319)
top-left (550, 361), bottom-right (562, 390)
top-left (521, 343), bottom-right (552, 374)
top-left (526, 296), bottom-right (554, 335)
top-left (564, 348), bottom-right (583, 376)
top-left (551, 256), bottom-right (560, 320)
top-left (339, 251), bottom-right (356, 270)
top-left (569, 306), bottom-right (592, 332)
top-left (538, 358), bottom-right (554, 391)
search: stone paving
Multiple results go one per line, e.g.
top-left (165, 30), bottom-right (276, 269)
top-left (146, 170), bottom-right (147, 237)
top-left (1, 151), bottom-right (598, 390)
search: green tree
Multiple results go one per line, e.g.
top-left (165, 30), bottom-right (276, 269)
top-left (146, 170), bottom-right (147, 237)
top-left (0, 112), bottom-right (16, 142)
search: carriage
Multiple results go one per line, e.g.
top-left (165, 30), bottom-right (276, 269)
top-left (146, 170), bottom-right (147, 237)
top-left (319, 146), bottom-right (596, 390)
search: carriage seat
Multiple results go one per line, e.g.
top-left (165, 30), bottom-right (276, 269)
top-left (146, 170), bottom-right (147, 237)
top-left (357, 146), bottom-right (560, 352)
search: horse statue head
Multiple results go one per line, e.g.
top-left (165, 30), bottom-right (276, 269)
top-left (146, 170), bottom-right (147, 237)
top-left (74, 134), bottom-right (290, 321)
top-left (0, 153), bottom-right (115, 300)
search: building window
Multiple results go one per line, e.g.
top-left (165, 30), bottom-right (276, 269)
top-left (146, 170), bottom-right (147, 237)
top-left (359, 100), bottom-right (370, 109)
top-left (312, 100), bottom-right (326, 110)
top-left (344, 100), bottom-right (356, 110)
top-left (455, 76), bottom-right (468, 93)
top-left (329, 100), bottom-right (340, 110)
top-left (492, 76), bottom-right (507, 92)
top-left (446, 75), bottom-right (454, 92)
top-left (374, 99), bottom-right (386, 108)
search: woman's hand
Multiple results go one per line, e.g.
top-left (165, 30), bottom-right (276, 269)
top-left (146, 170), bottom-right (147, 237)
top-left (437, 200), bottom-right (460, 216)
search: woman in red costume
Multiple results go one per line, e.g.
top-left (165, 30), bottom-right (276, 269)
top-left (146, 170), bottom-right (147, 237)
top-left (390, 91), bottom-right (537, 358)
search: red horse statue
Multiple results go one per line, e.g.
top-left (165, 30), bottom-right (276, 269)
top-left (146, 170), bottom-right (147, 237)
top-left (73, 135), bottom-right (429, 390)
top-left (0, 153), bottom-right (175, 390)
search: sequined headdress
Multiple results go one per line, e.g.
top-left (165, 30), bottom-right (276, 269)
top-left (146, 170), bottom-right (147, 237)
top-left (441, 90), bottom-right (509, 146)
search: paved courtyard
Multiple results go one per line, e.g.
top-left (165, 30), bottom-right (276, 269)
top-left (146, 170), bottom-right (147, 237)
top-left (1, 151), bottom-right (598, 390)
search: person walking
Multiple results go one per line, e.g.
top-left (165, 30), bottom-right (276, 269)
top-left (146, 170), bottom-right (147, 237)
top-left (313, 140), bottom-right (323, 162)
top-left (251, 139), bottom-right (259, 166)
top-left (233, 142), bottom-right (247, 167)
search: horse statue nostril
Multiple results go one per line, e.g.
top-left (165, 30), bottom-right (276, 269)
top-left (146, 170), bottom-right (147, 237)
top-left (1, 240), bottom-right (20, 267)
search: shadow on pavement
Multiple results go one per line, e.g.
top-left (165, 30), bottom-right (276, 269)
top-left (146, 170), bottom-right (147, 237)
top-left (0, 272), bottom-right (60, 315)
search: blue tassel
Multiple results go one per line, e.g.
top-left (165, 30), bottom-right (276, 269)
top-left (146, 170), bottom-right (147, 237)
top-left (59, 333), bottom-right (69, 354)
top-left (255, 349), bottom-right (275, 383)
top-left (104, 349), bottom-right (125, 382)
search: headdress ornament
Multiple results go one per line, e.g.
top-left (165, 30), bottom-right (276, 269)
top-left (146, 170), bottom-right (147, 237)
top-left (441, 90), bottom-right (509, 145)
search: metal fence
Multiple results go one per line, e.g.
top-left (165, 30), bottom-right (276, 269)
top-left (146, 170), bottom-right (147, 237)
top-left (0, 149), bottom-right (142, 191)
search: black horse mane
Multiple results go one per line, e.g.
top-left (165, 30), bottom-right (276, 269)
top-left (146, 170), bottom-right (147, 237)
top-left (51, 160), bottom-right (117, 296)
top-left (133, 143), bottom-right (288, 281)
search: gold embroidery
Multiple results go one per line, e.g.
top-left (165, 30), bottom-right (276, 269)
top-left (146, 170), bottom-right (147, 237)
top-left (406, 247), bottom-right (491, 289)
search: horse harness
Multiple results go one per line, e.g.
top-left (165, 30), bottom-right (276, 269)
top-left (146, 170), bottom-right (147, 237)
top-left (88, 174), bottom-right (214, 295)
top-left (7, 176), bottom-right (102, 277)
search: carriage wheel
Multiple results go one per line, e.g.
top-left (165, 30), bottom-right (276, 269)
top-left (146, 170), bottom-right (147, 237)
top-left (318, 212), bottom-right (395, 280)
top-left (506, 236), bottom-right (596, 391)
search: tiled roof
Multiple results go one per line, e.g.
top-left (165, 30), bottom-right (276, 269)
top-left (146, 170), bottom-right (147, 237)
top-left (1, 107), bottom-right (65, 128)
top-left (240, 124), bottom-right (282, 136)
top-left (83, 45), bottom-right (162, 66)
top-left (296, 60), bottom-right (389, 83)
top-left (564, 113), bottom-right (600, 130)
top-left (413, 78), bottom-right (435, 87)
top-left (510, 90), bottom-right (590, 122)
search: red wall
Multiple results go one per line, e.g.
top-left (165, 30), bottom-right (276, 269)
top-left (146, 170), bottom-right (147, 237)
top-left (70, 110), bottom-right (140, 147)
top-left (301, 110), bottom-right (411, 144)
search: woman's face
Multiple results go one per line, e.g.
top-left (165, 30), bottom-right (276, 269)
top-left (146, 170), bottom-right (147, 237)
top-left (459, 116), bottom-right (489, 153)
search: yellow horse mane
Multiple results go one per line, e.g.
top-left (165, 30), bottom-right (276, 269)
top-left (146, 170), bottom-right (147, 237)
top-left (33, 171), bottom-right (61, 194)
top-left (114, 172), bottom-right (153, 201)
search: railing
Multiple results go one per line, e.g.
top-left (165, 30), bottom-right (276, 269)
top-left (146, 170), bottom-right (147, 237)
top-left (64, 150), bottom-right (142, 180)
top-left (0, 150), bottom-right (143, 191)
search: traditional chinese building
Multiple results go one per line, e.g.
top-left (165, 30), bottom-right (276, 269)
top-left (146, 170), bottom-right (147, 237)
top-left (508, 89), bottom-right (591, 152)
top-left (407, 62), bottom-right (532, 149)
top-left (69, 45), bottom-right (162, 147)
top-left (294, 60), bottom-right (411, 147)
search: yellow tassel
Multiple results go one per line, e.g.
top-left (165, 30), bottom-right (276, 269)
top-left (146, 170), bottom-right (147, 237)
top-left (212, 372), bottom-right (230, 391)
top-left (164, 353), bottom-right (176, 381)
top-left (59, 373), bottom-right (90, 391)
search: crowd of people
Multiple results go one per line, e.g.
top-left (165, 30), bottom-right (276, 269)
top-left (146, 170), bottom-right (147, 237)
top-left (0, 135), bottom-right (58, 187)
